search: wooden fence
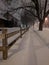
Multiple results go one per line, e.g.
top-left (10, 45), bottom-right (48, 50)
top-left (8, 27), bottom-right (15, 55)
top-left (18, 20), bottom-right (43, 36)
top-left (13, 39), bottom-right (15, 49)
top-left (0, 27), bottom-right (29, 60)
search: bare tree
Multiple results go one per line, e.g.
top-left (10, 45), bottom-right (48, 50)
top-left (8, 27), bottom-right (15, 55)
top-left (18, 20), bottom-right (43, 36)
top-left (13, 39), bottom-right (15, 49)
top-left (31, 0), bottom-right (49, 30)
top-left (0, 0), bottom-right (49, 30)
top-left (11, 0), bottom-right (49, 30)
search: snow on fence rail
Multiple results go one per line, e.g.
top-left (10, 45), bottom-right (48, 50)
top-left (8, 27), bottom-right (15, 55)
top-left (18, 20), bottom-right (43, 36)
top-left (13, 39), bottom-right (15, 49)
top-left (0, 27), bottom-right (29, 60)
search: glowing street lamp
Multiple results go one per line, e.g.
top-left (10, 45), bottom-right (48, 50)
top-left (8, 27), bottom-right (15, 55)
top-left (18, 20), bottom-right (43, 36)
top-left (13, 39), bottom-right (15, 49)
top-left (45, 17), bottom-right (48, 24)
top-left (45, 17), bottom-right (48, 27)
top-left (45, 17), bottom-right (48, 21)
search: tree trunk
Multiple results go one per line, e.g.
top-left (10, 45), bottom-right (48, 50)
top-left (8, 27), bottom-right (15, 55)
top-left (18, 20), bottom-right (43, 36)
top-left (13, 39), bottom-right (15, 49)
top-left (39, 21), bottom-right (43, 31)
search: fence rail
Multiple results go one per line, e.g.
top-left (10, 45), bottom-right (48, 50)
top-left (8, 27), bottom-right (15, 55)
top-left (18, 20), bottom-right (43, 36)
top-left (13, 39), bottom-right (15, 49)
top-left (0, 34), bottom-right (5, 39)
top-left (0, 27), bottom-right (29, 60)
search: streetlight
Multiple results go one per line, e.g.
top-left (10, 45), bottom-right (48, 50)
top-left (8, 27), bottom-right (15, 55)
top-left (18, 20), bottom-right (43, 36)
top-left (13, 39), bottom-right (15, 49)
top-left (45, 17), bottom-right (48, 21)
top-left (45, 17), bottom-right (48, 27)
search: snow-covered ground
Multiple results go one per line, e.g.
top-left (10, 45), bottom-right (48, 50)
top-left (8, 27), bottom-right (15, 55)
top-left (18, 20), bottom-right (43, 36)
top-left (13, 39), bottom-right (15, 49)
top-left (0, 26), bottom-right (49, 65)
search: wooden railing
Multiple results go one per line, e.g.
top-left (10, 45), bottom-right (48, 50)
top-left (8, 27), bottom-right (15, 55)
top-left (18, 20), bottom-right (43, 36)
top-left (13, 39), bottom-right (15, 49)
top-left (0, 27), bottom-right (29, 60)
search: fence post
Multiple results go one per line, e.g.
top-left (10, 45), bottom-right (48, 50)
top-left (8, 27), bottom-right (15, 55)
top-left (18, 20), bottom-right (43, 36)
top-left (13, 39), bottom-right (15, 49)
top-left (20, 27), bottom-right (22, 38)
top-left (2, 29), bottom-right (8, 60)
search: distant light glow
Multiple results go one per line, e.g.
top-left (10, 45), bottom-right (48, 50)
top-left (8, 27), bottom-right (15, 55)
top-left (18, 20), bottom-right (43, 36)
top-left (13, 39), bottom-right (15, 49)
top-left (45, 17), bottom-right (48, 21)
top-left (45, 17), bottom-right (48, 25)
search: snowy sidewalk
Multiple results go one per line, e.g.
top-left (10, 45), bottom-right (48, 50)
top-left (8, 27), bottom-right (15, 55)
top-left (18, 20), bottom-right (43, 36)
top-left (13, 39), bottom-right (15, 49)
top-left (30, 28), bottom-right (49, 65)
top-left (0, 27), bottom-right (49, 65)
